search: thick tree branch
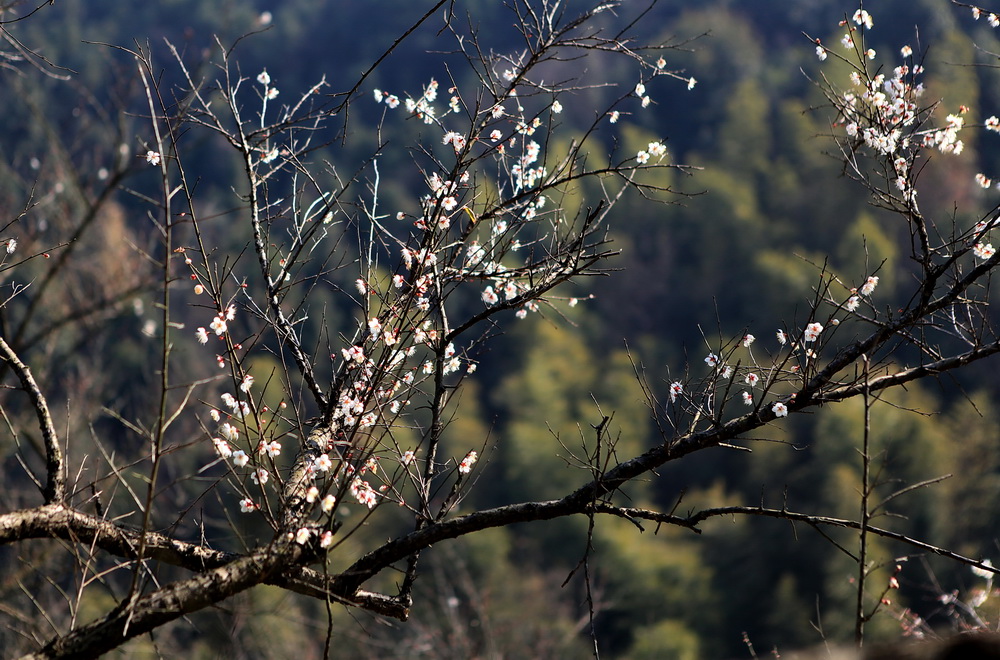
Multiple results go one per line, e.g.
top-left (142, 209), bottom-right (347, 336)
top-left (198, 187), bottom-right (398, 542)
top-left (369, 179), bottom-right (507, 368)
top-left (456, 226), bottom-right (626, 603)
top-left (0, 336), bottom-right (63, 503)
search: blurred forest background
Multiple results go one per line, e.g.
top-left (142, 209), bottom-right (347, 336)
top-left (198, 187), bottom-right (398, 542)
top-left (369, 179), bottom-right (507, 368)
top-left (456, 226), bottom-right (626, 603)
top-left (4, 0), bottom-right (1000, 657)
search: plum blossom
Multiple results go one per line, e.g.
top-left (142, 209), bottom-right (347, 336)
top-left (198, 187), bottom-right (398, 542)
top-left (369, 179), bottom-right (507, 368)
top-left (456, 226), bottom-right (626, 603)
top-left (860, 276), bottom-right (879, 296)
top-left (772, 402), bottom-right (788, 418)
top-left (742, 391), bottom-right (753, 405)
top-left (669, 381), bottom-right (683, 403)
top-left (220, 423), bottom-right (239, 442)
top-left (804, 322), bottom-right (824, 343)
top-left (458, 450), bottom-right (478, 473)
top-left (705, 353), bottom-right (719, 368)
top-left (745, 373), bottom-right (759, 387)
top-left (853, 9), bottom-right (873, 29)
top-left (974, 243), bottom-right (996, 260)
top-left (239, 498), bottom-right (255, 513)
top-left (212, 438), bottom-right (232, 459)
top-left (846, 296), bottom-right (860, 312)
top-left (209, 315), bottom-right (227, 336)
top-left (232, 450), bottom-right (249, 468)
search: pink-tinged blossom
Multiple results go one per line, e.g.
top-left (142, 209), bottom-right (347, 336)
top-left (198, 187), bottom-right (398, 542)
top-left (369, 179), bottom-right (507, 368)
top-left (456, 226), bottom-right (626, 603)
top-left (210, 316), bottom-right (227, 336)
top-left (212, 438), bottom-right (232, 459)
top-left (320, 530), bottom-right (334, 548)
top-left (265, 441), bottom-right (281, 458)
top-left (976, 173), bottom-right (992, 189)
top-left (772, 402), bottom-right (788, 418)
top-left (458, 450), bottom-right (478, 473)
top-left (722, 366), bottom-right (733, 379)
top-left (239, 498), bottom-right (255, 513)
top-left (314, 454), bottom-right (333, 472)
top-left (804, 322), bottom-right (824, 343)
top-left (145, 150), bottom-right (161, 166)
top-left (232, 450), bottom-right (249, 467)
top-left (443, 131), bottom-right (466, 151)
top-left (196, 327), bottom-right (209, 344)
top-left (295, 528), bottom-right (311, 545)
top-left (251, 468), bottom-right (269, 485)
top-left (350, 478), bottom-right (378, 508)
top-left (900, 45), bottom-right (913, 58)
top-left (743, 334), bottom-right (755, 348)
top-left (816, 45), bottom-right (827, 61)
top-left (342, 345), bottom-right (365, 363)
top-left (402, 450), bottom-right (416, 465)
top-left (321, 494), bottom-right (336, 513)
top-left (240, 374), bottom-right (254, 392)
top-left (776, 329), bottom-right (787, 345)
top-left (705, 353), bottom-right (719, 368)
top-left (220, 423), bottom-right (239, 443)
top-left (609, 111), bottom-right (620, 123)
top-left (846, 296), bottom-right (860, 312)
top-left (482, 285), bottom-right (499, 305)
top-left (987, 116), bottom-right (1000, 132)
top-left (974, 243), bottom-right (997, 260)
top-left (742, 391), bottom-right (753, 406)
top-left (860, 276), bottom-right (879, 296)
top-left (669, 381), bottom-right (683, 403)
top-left (853, 9), bottom-right (873, 29)
top-left (745, 373), bottom-right (759, 387)
top-left (991, 13), bottom-right (1000, 28)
